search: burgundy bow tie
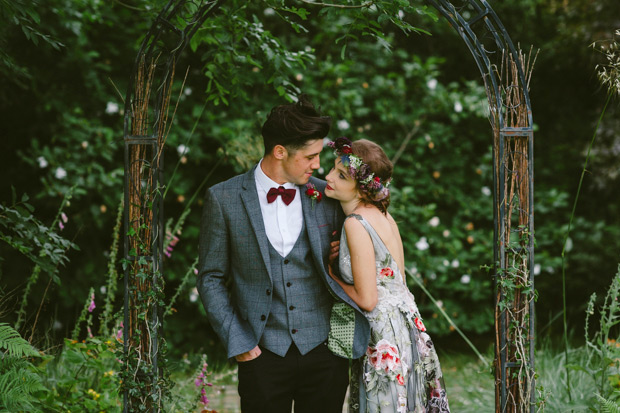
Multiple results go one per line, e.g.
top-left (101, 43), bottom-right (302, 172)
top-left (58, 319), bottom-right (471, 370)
top-left (267, 186), bottom-right (296, 205)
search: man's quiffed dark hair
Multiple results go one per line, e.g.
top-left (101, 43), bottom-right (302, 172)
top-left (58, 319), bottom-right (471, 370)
top-left (261, 94), bottom-right (332, 155)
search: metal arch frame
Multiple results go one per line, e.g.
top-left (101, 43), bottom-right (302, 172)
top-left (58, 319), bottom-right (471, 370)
top-left (122, 1), bottom-right (222, 411)
top-left (425, 2), bottom-right (535, 411)
top-left (122, 1), bottom-right (535, 412)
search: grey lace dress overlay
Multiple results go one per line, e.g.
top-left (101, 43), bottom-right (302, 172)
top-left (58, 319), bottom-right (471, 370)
top-left (339, 214), bottom-right (450, 413)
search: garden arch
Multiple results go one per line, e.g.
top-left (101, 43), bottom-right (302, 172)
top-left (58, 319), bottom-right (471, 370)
top-left (122, 1), bottom-right (535, 412)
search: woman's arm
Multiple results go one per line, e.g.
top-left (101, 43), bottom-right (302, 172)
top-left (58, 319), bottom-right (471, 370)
top-left (329, 218), bottom-right (378, 312)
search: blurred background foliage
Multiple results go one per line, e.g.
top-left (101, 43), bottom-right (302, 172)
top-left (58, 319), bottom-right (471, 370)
top-left (1, 0), bottom-right (619, 365)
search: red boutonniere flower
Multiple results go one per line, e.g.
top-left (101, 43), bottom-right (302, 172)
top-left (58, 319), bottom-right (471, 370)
top-left (397, 374), bottom-right (405, 386)
top-left (380, 267), bottom-right (394, 279)
top-left (414, 317), bottom-right (426, 332)
top-left (305, 183), bottom-right (322, 206)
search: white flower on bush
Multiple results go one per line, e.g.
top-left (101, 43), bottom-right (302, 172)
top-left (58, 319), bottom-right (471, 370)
top-left (427, 78), bottom-right (438, 90)
top-left (184, 87), bottom-right (192, 96)
top-left (443, 259), bottom-right (450, 267)
top-left (105, 102), bottom-right (119, 114)
top-left (415, 237), bottom-right (429, 250)
top-left (37, 156), bottom-right (48, 168)
top-left (451, 259), bottom-right (460, 268)
top-left (54, 167), bottom-right (67, 179)
top-left (442, 229), bottom-right (450, 238)
top-left (177, 144), bottom-right (189, 156)
top-left (428, 216), bottom-right (440, 227)
top-left (482, 186), bottom-right (491, 196)
top-left (189, 287), bottom-right (199, 303)
top-left (534, 264), bottom-right (541, 275)
top-left (436, 300), bottom-right (443, 308)
top-left (424, 134), bottom-right (432, 142)
top-left (100, 286), bottom-right (107, 294)
top-left (263, 7), bottom-right (275, 16)
top-left (428, 272), bottom-right (437, 280)
top-left (460, 274), bottom-right (471, 284)
top-left (454, 101), bottom-right (463, 113)
top-left (337, 119), bottom-right (350, 130)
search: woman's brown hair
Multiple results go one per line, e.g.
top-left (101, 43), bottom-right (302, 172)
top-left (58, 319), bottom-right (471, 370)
top-left (351, 139), bottom-right (393, 214)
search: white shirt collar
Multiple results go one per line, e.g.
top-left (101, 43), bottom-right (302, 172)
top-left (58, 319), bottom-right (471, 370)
top-left (255, 159), bottom-right (298, 193)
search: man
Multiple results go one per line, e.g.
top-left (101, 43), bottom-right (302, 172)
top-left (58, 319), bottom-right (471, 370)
top-left (197, 94), bottom-right (369, 412)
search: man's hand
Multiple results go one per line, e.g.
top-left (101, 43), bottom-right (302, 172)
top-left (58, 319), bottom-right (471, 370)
top-left (235, 345), bottom-right (262, 362)
top-left (329, 230), bottom-right (340, 266)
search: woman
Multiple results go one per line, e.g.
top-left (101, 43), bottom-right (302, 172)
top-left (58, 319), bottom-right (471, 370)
top-left (325, 137), bottom-right (450, 413)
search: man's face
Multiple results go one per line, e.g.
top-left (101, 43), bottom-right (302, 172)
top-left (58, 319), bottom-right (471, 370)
top-left (280, 139), bottom-right (324, 185)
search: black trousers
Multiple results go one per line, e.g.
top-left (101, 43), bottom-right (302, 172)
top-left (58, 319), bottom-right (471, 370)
top-left (237, 342), bottom-right (349, 413)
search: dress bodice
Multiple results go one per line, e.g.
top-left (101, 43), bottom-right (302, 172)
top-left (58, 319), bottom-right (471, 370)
top-left (338, 214), bottom-right (418, 323)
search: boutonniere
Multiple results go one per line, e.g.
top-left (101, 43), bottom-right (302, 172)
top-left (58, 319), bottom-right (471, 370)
top-left (305, 183), bottom-right (322, 207)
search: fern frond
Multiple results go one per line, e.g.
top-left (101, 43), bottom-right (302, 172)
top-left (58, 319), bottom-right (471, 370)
top-left (0, 357), bottom-right (45, 411)
top-left (596, 393), bottom-right (620, 413)
top-left (0, 322), bottom-right (40, 357)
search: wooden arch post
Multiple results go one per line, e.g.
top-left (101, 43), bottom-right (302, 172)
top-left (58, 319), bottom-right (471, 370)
top-left (122, 1), bottom-right (535, 411)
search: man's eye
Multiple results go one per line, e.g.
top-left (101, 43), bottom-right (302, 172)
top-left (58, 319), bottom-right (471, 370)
top-left (339, 173), bottom-right (345, 179)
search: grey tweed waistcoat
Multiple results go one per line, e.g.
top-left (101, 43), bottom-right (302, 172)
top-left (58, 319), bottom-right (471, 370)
top-left (260, 220), bottom-right (333, 357)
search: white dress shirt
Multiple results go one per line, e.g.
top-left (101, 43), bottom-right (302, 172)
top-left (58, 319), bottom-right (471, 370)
top-left (254, 160), bottom-right (303, 257)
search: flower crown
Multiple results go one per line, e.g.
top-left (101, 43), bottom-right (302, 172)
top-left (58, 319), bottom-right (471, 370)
top-left (327, 137), bottom-right (391, 202)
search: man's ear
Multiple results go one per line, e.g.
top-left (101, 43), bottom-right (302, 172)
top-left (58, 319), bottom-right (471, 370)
top-left (273, 144), bottom-right (287, 160)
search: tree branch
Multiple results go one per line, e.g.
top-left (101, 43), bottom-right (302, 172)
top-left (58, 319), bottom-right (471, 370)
top-left (299, 0), bottom-right (374, 9)
top-left (391, 118), bottom-right (424, 166)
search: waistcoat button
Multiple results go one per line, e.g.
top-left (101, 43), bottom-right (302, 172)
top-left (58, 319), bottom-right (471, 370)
top-left (284, 259), bottom-right (289, 264)
top-left (286, 282), bottom-right (291, 287)
top-left (266, 289), bottom-right (271, 296)
top-left (260, 315), bottom-right (266, 321)
top-left (289, 305), bottom-right (295, 310)
top-left (291, 329), bottom-right (297, 334)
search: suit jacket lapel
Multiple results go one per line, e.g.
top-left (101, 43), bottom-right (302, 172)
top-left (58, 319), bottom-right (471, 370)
top-left (240, 166), bottom-right (271, 277)
top-left (300, 184), bottom-right (324, 267)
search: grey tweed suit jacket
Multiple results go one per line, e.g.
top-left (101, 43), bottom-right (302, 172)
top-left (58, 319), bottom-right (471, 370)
top-left (197, 166), bottom-right (370, 359)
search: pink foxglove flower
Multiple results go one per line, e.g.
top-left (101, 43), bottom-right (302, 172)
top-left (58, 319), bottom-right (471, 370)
top-left (88, 293), bottom-right (96, 313)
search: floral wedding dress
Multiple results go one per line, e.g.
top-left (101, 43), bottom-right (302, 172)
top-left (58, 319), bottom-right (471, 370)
top-left (339, 214), bottom-right (450, 413)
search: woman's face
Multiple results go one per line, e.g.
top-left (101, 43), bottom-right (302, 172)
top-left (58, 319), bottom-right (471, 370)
top-left (325, 158), bottom-right (359, 202)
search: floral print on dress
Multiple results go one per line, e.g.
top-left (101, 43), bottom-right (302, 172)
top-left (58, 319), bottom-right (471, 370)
top-left (337, 214), bottom-right (450, 413)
